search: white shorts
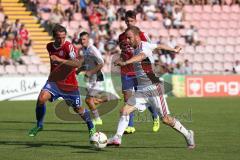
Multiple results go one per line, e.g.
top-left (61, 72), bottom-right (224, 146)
top-left (127, 83), bottom-right (170, 117)
top-left (86, 81), bottom-right (103, 97)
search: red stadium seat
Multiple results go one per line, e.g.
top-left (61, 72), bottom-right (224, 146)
top-left (169, 29), bottom-right (179, 37)
top-left (219, 21), bottom-right (228, 29)
top-left (31, 56), bottom-right (42, 65)
top-left (231, 5), bottom-right (240, 12)
top-left (205, 45), bottom-right (215, 54)
top-left (211, 13), bottom-right (220, 20)
top-left (226, 37), bottom-right (236, 45)
top-left (16, 65), bottom-right (28, 75)
top-left (60, 0), bottom-right (69, 5)
top-left (213, 62), bottom-right (224, 72)
top-left (202, 13), bottom-right (211, 21)
top-left (70, 21), bottom-right (80, 29)
top-left (193, 54), bottom-right (204, 62)
top-left (39, 64), bottom-right (49, 74)
top-left (185, 14), bottom-right (192, 21)
top-left (235, 46), bottom-right (240, 53)
top-left (192, 63), bottom-right (202, 73)
top-left (49, 0), bottom-right (57, 5)
top-left (158, 29), bottom-right (169, 37)
top-left (208, 29), bottom-right (218, 37)
top-left (184, 5), bottom-right (193, 13)
top-left (203, 5), bottom-right (212, 12)
top-left (214, 53), bottom-right (224, 62)
top-left (209, 21), bottom-right (219, 29)
top-left (193, 5), bottom-right (202, 12)
top-left (203, 62), bottom-right (213, 72)
top-left (192, 13), bottom-right (201, 21)
top-left (229, 21), bottom-right (238, 28)
top-left (198, 29), bottom-right (208, 37)
top-left (185, 46), bottom-right (195, 54)
top-left (5, 65), bottom-right (17, 74)
top-left (225, 45), bottom-right (235, 53)
top-left (21, 56), bottom-right (32, 65)
top-left (218, 29), bottom-right (227, 37)
top-left (237, 37), bottom-right (240, 44)
top-left (27, 65), bottom-right (39, 74)
top-left (151, 21), bottom-right (163, 29)
top-left (183, 54), bottom-right (193, 61)
top-left (73, 13), bottom-right (82, 21)
top-left (213, 5), bottom-right (221, 13)
top-left (230, 13), bottom-right (239, 20)
top-left (222, 5), bottom-right (231, 13)
top-left (204, 53), bottom-right (214, 62)
top-left (199, 21), bottom-right (209, 29)
top-left (195, 46), bottom-right (206, 54)
top-left (227, 29), bottom-right (237, 37)
top-left (220, 13), bottom-right (229, 20)
top-left (224, 54), bottom-right (234, 62)
top-left (224, 62), bottom-right (232, 71)
top-left (215, 45), bottom-right (225, 54)
top-left (207, 37), bottom-right (217, 45)
top-left (234, 53), bottom-right (240, 60)
top-left (0, 66), bottom-right (5, 75)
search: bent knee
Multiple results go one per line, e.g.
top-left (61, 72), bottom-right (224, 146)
top-left (38, 92), bottom-right (50, 105)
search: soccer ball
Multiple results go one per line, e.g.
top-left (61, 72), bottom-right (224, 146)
top-left (90, 132), bottom-right (108, 149)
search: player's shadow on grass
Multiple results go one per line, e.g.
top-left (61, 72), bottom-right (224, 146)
top-left (119, 146), bottom-right (185, 149)
top-left (0, 140), bottom-right (98, 153)
top-left (0, 120), bottom-right (80, 125)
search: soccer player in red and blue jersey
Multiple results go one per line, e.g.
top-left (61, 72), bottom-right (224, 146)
top-left (28, 24), bottom-right (95, 138)
top-left (119, 10), bottom-right (159, 134)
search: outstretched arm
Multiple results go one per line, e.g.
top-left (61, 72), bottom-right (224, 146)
top-left (156, 44), bottom-right (181, 53)
top-left (114, 52), bottom-right (146, 66)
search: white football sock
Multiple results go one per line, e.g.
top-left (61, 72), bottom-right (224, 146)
top-left (116, 115), bottom-right (129, 137)
top-left (173, 119), bottom-right (190, 138)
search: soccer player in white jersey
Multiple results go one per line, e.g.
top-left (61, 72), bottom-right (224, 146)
top-left (108, 26), bottom-right (195, 149)
top-left (79, 31), bottom-right (104, 125)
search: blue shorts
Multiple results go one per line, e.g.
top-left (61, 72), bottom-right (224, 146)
top-left (42, 81), bottom-right (81, 108)
top-left (121, 75), bottom-right (138, 91)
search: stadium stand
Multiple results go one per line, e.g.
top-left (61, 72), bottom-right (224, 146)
top-left (0, 0), bottom-right (240, 75)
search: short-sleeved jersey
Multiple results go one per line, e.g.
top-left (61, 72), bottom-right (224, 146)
top-left (82, 44), bottom-right (104, 81)
top-left (132, 41), bottom-right (160, 87)
top-left (118, 31), bottom-right (151, 76)
top-left (47, 41), bottom-right (79, 92)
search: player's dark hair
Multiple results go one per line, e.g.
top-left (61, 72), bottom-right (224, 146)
top-left (79, 31), bottom-right (89, 38)
top-left (125, 10), bottom-right (136, 19)
top-left (125, 26), bottom-right (141, 35)
top-left (52, 24), bottom-right (67, 37)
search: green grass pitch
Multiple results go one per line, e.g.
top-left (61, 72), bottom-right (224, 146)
top-left (0, 97), bottom-right (240, 160)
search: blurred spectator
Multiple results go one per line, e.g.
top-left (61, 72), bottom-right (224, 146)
top-left (11, 42), bottom-right (24, 65)
top-left (11, 19), bottom-right (21, 36)
top-left (185, 25), bottom-right (201, 46)
top-left (163, 15), bottom-right (172, 29)
top-left (181, 59), bottom-right (192, 74)
top-left (50, 9), bottom-right (64, 24)
top-left (98, 26), bottom-right (108, 38)
top-left (143, 1), bottom-right (157, 20)
top-left (106, 1), bottom-right (116, 23)
top-left (172, 6), bottom-right (184, 29)
top-left (233, 60), bottom-right (240, 74)
top-left (116, 5), bottom-right (126, 21)
top-left (89, 5), bottom-right (102, 26)
top-left (0, 41), bottom-right (11, 65)
top-left (72, 33), bottom-right (82, 53)
top-left (173, 63), bottom-right (184, 74)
